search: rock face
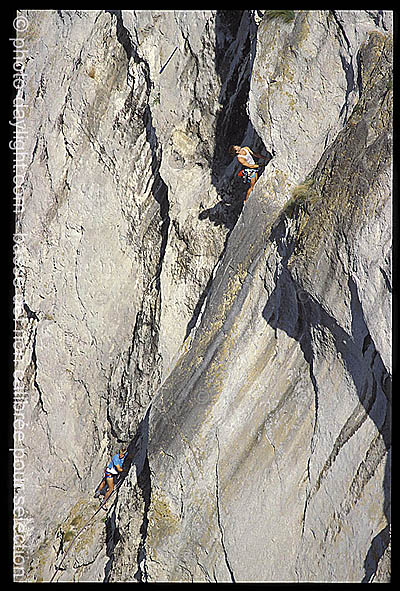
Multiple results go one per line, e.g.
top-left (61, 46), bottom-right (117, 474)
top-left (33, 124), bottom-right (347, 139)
top-left (13, 10), bottom-right (391, 583)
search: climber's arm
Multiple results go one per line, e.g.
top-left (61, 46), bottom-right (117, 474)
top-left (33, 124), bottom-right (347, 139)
top-left (237, 154), bottom-right (258, 169)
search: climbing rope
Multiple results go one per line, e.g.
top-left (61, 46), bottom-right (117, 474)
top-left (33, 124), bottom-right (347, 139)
top-left (49, 478), bottom-right (124, 583)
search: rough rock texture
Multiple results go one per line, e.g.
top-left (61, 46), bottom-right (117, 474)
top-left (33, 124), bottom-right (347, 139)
top-left (14, 10), bottom-right (391, 583)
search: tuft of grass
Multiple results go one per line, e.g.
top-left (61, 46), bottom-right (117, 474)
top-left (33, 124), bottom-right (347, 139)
top-left (264, 10), bottom-right (295, 24)
top-left (291, 178), bottom-right (314, 202)
top-left (284, 178), bottom-right (318, 217)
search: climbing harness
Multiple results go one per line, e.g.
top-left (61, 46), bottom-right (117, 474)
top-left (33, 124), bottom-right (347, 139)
top-left (237, 168), bottom-right (249, 183)
top-left (49, 476), bottom-right (125, 583)
top-left (238, 165), bottom-right (265, 184)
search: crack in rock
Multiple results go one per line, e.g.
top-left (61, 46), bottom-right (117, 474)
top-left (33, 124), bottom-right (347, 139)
top-left (215, 431), bottom-right (235, 583)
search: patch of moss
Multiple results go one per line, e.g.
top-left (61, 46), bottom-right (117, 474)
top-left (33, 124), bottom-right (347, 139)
top-left (64, 530), bottom-right (75, 543)
top-left (148, 489), bottom-right (180, 547)
top-left (264, 10), bottom-right (295, 24)
top-left (70, 516), bottom-right (81, 527)
top-left (87, 65), bottom-right (96, 79)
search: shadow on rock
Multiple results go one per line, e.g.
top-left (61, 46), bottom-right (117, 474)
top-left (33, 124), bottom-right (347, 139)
top-left (198, 189), bottom-right (244, 230)
top-left (262, 217), bottom-right (391, 582)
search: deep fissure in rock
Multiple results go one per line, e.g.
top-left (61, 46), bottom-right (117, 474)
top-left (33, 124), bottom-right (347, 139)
top-left (199, 10), bottom-right (270, 231)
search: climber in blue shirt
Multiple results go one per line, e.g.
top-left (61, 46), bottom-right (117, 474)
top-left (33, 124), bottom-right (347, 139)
top-left (94, 447), bottom-right (128, 502)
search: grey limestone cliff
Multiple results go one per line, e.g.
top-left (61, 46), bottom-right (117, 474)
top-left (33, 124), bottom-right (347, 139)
top-left (12, 9), bottom-right (391, 583)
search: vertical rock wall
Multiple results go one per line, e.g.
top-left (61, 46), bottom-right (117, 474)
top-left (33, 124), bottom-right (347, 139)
top-left (13, 9), bottom-right (391, 583)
